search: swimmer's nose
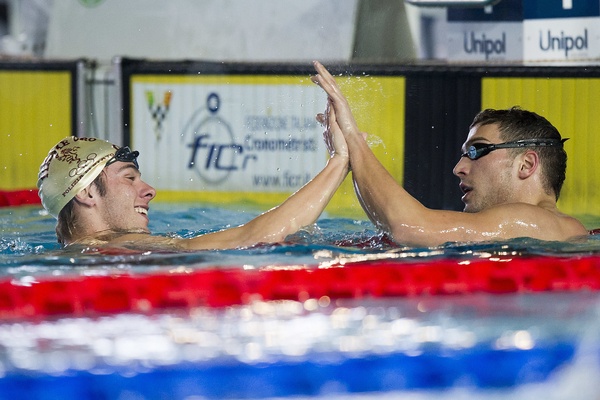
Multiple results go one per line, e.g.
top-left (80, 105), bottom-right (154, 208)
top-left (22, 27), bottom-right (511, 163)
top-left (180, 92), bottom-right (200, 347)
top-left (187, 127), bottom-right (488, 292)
top-left (142, 181), bottom-right (156, 200)
top-left (453, 156), bottom-right (468, 177)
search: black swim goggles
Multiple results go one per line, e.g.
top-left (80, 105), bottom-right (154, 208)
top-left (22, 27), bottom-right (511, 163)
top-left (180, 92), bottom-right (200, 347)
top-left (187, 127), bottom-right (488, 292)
top-left (106, 146), bottom-right (140, 169)
top-left (461, 138), bottom-right (568, 161)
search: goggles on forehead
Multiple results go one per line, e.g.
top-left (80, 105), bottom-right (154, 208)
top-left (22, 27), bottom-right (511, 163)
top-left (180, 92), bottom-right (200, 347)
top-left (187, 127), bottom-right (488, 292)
top-left (105, 146), bottom-right (140, 169)
top-left (461, 138), bottom-right (568, 161)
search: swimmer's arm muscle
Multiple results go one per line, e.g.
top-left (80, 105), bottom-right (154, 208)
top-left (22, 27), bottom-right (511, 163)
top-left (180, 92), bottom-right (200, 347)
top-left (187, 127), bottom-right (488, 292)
top-left (179, 154), bottom-right (349, 250)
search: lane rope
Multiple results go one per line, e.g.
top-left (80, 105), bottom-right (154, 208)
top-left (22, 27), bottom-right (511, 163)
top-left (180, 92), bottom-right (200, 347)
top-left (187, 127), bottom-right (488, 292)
top-left (2, 254), bottom-right (600, 320)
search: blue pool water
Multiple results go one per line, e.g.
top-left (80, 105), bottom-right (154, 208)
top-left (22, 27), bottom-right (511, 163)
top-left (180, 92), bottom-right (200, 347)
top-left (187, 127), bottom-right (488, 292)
top-left (1, 204), bottom-right (600, 399)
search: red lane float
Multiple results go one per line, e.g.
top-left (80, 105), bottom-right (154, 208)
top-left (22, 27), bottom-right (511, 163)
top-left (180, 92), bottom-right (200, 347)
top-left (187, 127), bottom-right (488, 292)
top-left (1, 255), bottom-right (600, 320)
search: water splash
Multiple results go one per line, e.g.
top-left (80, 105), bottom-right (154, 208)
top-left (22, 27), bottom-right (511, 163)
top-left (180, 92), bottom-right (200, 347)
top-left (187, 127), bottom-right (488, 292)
top-left (366, 135), bottom-right (386, 149)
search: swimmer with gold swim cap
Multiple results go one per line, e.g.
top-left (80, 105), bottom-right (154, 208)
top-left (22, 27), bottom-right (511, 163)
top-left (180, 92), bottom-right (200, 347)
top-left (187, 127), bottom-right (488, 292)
top-left (38, 129), bottom-right (350, 249)
top-left (38, 137), bottom-right (134, 218)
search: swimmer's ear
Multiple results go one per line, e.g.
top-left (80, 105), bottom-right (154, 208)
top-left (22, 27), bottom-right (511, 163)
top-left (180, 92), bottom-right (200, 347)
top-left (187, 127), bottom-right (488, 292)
top-left (517, 150), bottom-right (539, 179)
top-left (74, 186), bottom-right (96, 206)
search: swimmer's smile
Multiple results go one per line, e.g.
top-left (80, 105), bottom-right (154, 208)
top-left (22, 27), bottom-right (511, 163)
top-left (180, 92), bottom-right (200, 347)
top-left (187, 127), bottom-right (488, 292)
top-left (135, 206), bottom-right (149, 218)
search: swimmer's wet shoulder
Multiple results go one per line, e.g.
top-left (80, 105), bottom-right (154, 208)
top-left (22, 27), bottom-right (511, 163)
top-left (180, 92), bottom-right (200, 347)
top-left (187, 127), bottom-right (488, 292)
top-left (381, 202), bottom-right (587, 247)
top-left (68, 230), bottom-right (188, 252)
top-left (455, 203), bottom-right (586, 242)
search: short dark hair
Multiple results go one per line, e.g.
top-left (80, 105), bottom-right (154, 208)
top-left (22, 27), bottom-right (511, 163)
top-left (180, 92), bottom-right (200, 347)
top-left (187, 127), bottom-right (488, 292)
top-left (56, 171), bottom-right (107, 245)
top-left (470, 106), bottom-right (567, 200)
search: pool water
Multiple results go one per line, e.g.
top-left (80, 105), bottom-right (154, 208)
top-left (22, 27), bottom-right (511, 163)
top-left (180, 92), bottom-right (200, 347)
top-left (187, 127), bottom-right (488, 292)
top-left (2, 204), bottom-right (600, 276)
top-left (1, 204), bottom-right (600, 399)
top-left (0, 203), bottom-right (390, 278)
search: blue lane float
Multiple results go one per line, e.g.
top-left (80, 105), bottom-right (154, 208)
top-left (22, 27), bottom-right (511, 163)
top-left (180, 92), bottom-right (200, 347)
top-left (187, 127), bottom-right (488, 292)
top-left (0, 342), bottom-right (577, 400)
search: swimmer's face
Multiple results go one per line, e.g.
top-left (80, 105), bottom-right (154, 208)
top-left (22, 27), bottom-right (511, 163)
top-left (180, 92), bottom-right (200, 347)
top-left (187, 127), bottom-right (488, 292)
top-left (453, 123), bottom-right (518, 213)
top-left (93, 161), bottom-right (156, 232)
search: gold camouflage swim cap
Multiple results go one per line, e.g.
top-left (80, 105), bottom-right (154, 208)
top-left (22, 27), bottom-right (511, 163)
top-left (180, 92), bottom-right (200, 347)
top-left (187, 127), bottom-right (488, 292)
top-left (37, 137), bottom-right (117, 218)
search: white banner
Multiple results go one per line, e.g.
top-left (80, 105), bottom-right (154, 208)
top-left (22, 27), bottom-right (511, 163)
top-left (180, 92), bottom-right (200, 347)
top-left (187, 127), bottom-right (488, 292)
top-left (446, 22), bottom-right (523, 62)
top-left (132, 80), bottom-right (328, 193)
top-left (524, 17), bottom-right (600, 64)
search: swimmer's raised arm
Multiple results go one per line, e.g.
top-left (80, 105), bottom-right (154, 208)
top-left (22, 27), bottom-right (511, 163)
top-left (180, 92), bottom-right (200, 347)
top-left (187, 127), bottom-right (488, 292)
top-left (175, 98), bottom-right (350, 250)
top-left (311, 61), bottom-right (588, 246)
top-left (115, 79), bottom-right (351, 251)
top-left (312, 60), bottom-right (419, 236)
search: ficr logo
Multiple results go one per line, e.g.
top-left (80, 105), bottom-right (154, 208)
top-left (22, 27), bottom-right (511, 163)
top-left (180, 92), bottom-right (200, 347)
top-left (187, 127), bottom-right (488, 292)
top-left (181, 93), bottom-right (257, 184)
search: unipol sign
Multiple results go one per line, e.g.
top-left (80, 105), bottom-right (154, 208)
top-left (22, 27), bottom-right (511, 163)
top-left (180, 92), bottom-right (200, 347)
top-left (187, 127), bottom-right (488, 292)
top-left (523, 0), bottom-right (600, 64)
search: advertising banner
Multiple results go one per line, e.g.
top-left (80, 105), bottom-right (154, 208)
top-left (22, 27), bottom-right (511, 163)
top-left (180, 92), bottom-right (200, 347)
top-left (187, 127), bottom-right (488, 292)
top-left (131, 76), bottom-right (327, 196)
top-left (523, 0), bottom-right (600, 64)
top-left (446, 0), bottom-right (523, 62)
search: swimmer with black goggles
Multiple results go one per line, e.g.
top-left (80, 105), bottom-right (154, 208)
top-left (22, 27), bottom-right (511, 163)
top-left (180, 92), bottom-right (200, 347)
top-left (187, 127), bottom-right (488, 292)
top-left (106, 146), bottom-right (140, 169)
top-left (461, 138), bottom-right (569, 161)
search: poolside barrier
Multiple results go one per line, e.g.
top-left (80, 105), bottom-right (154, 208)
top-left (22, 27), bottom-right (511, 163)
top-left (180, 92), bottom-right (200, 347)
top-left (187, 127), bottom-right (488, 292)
top-left (0, 190), bottom-right (40, 207)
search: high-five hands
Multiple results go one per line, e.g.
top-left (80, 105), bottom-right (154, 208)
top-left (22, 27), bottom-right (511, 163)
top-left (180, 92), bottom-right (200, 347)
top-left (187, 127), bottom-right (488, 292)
top-left (316, 98), bottom-right (348, 160)
top-left (311, 61), bottom-right (363, 144)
